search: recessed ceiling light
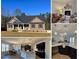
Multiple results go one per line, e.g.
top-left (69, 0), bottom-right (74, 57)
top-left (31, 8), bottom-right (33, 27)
top-left (54, 32), bottom-right (58, 35)
top-left (64, 32), bottom-right (67, 35)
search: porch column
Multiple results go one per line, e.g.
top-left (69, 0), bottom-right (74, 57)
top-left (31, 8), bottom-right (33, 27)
top-left (18, 24), bottom-right (19, 30)
top-left (43, 24), bottom-right (45, 30)
top-left (45, 39), bottom-right (52, 59)
top-left (28, 24), bottom-right (31, 30)
top-left (12, 24), bottom-right (14, 30)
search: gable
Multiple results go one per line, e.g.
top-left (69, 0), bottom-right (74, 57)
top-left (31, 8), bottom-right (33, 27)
top-left (8, 17), bottom-right (23, 24)
top-left (30, 17), bottom-right (44, 23)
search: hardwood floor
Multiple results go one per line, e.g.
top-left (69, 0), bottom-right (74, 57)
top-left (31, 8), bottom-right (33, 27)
top-left (53, 53), bottom-right (71, 59)
top-left (36, 55), bottom-right (44, 59)
top-left (52, 46), bottom-right (77, 59)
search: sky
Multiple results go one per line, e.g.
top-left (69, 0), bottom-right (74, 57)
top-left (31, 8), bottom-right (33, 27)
top-left (1, 0), bottom-right (50, 16)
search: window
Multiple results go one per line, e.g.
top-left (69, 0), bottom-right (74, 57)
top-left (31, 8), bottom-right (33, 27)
top-left (6, 45), bottom-right (9, 51)
top-left (2, 44), bottom-right (5, 52)
top-left (70, 37), bottom-right (75, 43)
top-left (38, 24), bottom-right (43, 28)
top-left (2, 44), bottom-right (9, 52)
top-left (31, 24), bottom-right (35, 28)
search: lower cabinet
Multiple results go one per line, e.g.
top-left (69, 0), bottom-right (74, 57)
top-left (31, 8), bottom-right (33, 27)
top-left (58, 46), bottom-right (77, 59)
top-left (35, 51), bottom-right (45, 58)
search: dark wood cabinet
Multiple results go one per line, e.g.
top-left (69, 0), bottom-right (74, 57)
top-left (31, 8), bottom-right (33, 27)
top-left (58, 46), bottom-right (77, 59)
top-left (36, 51), bottom-right (45, 58)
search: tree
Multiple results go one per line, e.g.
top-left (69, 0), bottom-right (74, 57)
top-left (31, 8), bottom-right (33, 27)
top-left (45, 13), bottom-right (50, 30)
top-left (1, 16), bottom-right (12, 31)
top-left (40, 12), bottom-right (49, 19)
top-left (1, 8), bottom-right (10, 17)
top-left (21, 13), bottom-right (26, 17)
top-left (1, 8), bottom-right (4, 16)
top-left (39, 12), bottom-right (50, 30)
top-left (6, 10), bottom-right (10, 17)
top-left (14, 8), bottom-right (22, 16)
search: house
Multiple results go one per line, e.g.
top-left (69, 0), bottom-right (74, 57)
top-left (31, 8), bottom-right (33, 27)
top-left (7, 16), bottom-right (46, 32)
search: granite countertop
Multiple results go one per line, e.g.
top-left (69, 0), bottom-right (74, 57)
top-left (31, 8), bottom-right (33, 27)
top-left (52, 42), bottom-right (63, 47)
top-left (52, 42), bottom-right (77, 49)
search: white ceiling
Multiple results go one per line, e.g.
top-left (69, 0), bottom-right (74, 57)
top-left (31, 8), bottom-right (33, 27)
top-left (53, 0), bottom-right (71, 3)
top-left (52, 0), bottom-right (76, 13)
top-left (1, 37), bottom-right (50, 45)
top-left (52, 23), bottom-right (77, 33)
top-left (53, 0), bottom-right (71, 8)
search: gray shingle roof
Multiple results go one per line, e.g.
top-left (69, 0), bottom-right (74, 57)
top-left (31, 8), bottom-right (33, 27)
top-left (16, 16), bottom-right (46, 23)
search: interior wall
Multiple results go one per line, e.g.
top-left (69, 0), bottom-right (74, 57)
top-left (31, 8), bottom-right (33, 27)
top-left (53, 0), bottom-right (77, 15)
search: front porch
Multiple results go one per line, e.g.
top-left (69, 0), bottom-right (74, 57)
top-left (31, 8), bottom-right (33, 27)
top-left (7, 23), bottom-right (45, 32)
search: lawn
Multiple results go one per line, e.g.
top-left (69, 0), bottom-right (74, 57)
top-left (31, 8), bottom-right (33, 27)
top-left (1, 31), bottom-right (51, 37)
